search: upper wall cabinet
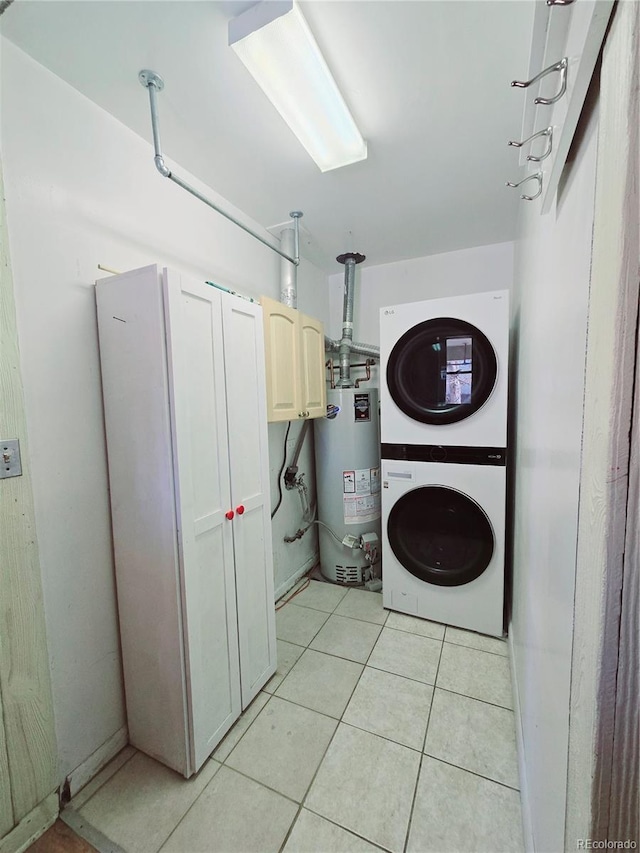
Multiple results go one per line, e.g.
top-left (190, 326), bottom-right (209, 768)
top-left (511, 0), bottom-right (614, 213)
top-left (261, 295), bottom-right (326, 422)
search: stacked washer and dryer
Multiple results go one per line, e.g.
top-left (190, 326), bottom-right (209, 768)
top-left (380, 290), bottom-right (509, 637)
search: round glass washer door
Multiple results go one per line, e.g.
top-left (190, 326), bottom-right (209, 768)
top-left (387, 486), bottom-right (494, 586)
top-left (386, 317), bottom-right (497, 425)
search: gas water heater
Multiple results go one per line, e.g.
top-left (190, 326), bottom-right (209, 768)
top-left (314, 252), bottom-right (381, 585)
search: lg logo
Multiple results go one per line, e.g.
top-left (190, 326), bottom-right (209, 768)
top-left (384, 309), bottom-right (395, 316)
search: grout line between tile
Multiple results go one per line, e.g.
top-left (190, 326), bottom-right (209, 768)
top-left (442, 637), bottom-right (510, 658)
top-left (433, 683), bottom-right (514, 712)
top-left (303, 806), bottom-right (393, 852)
top-left (212, 692), bottom-right (272, 765)
top-left (158, 761), bottom-right (303, 853)
top-left (278, 633), bottom-right (379, 853)
top-left (421, 754), bottom-right (522, 793)
top-left (402, 632), bottom-right (445, 853)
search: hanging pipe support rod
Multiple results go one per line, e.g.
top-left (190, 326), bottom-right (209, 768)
top-left (139, 70), bottom-right (299, 266)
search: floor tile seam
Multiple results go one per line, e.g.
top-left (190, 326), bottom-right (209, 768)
top-left (328, 610), bottom-right (389, 628)
top-left (71, 747), bottom-right (138, 812)
top-left (159, 763), bottom-right (299, 853)
top-left (275, 635), bottom-right (311, 650)
top-left (432, 683), bottom-right (515, 712)
top-left (365, 661), bottom-right (437, 688)
top-left (307, 642), bottom-right (376, 666)
top-left (380, 624), bottom-right (446, 648)
top-left (359, 662), bottom-right (439, 693)
top-left (335, 719), bottom-right (425, 756)
top-left (275, 671), bottom-right (371, 853)
top-left (443, 638), bottom-right (509, 658)
top-left (421, 753), bottom-right (521, 793)
top-left (383, 622), bottom-right (446, 642)
top-left (276, 612), bottom-right (329, 648)
top-left (298, 723), bottom-right (404, 853)
top-left (420, 630), bottom-right (445, 753)
top-left (300, 806), bottom-right (391, 853)
top-left (288, 601), bottom-right (339, 615)
top-left (125, 760), bottom-right (224, 853)
top-left (208, 761), bottom-right (304, 808)
top-left (294, 711), bottom-right (345, 829)
top-left (213, 693), bottom-right (273, 765)
top-left (276, 801), bottom-right (305, 852)
top-left (268, 686), bottom-right (355, 723)
top-left (401, 751), bottom-right (427, 853)
top-left (277, 644), bottom-right (366, 678)
top-left (336, 717), bottom-right (426, 755)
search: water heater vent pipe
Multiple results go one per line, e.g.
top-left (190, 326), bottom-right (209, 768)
top-left (336, 252), bottom-right (365, 388)
top-left (280, 212), bottom-right (303, 308)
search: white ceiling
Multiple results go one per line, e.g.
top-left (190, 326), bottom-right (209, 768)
top-left (0, 0), bottom-right (534, 272)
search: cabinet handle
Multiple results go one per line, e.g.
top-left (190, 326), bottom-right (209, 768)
top-left (225, 510), bottom-right (235, 520)
top-left (236, 505), bottom-right (245, 515)
top-left (511, 58), bottom-right (568, 105)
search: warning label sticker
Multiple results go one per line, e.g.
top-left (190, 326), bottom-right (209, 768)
top-left (343, 471), bottom-right (355, 494)
top-left (343, 494), bottom-right (381, 525)
top-left (355, 468), bottom-right (371, 494)
top-left (342, 466), bottom-right (382, 523)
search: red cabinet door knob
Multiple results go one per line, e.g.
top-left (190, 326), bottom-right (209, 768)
top-left (236, 505), bottom-right (245, 515)
top-left (225, 510), bottom-right (234, 520)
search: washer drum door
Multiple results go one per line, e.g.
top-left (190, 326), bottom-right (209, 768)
top-left (386, 317), bottom-right (498, 425)
top-left (387, 485), bottom-right (495, 586)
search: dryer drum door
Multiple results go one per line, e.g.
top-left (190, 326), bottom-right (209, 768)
top-left (388, 486), bottom-right (494, 586)
top-left (386, 318), bottom-right (497, 425)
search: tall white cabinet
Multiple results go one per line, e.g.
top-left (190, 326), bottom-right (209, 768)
top-left (96, 265), bottom-right (276, 778)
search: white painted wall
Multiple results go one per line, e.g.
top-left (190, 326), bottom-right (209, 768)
top-left (327, 241), bottom-right (514, 345)
top-left (0, 39), bottom-right (327, 783)
top-left (510, 97), bottom-right (599, 851)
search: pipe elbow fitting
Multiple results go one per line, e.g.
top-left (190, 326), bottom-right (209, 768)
top-left (154, 155), bottom-right (171, 178)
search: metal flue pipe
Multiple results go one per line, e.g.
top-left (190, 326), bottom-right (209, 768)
top-left (336, 252), bottom-right (365, 388)
top-left (324, 336), bottom-right (380, 358)
top-left (280, 212), bottom-right (303, 308)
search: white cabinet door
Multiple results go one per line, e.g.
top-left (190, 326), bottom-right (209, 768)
top-left (222, 295), bottom-right (277, 707)
top-left (163, 270), bottom-right (241, 773)
top-left (97, 265), bottom-right (192, 776)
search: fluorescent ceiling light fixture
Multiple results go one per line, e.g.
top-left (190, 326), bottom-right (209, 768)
top-left (229, 0), bottom-right (367, 172)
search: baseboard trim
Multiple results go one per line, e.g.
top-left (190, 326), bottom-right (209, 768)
top-left (274, 552), bottom-right (319, 601)
top-left (67, 726), bottom-right (129, 800)
top-left (508, 626), bottom-right (535, 853)
top-left (0, 792), bottom-right (58, 853)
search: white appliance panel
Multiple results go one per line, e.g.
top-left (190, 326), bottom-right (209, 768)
top-left (380, 290), bottom-right (509, 447)
top-left (382, 459), bottom-right (506, 637)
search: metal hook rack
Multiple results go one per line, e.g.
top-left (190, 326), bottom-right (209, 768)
top-left (508, 127), bottom-right (554, 162)
top-left (506, 172), bottom-right (543, 202)
top-left (511, 57), bottom-right (568, 105)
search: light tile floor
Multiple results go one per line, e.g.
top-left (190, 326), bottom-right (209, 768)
top-left (69, 581), bottom-right (524, 853)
